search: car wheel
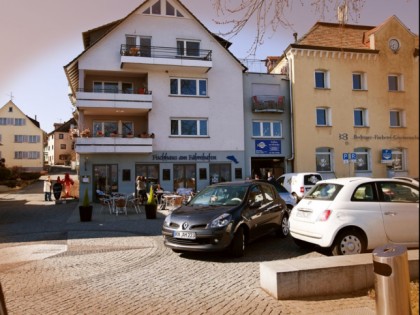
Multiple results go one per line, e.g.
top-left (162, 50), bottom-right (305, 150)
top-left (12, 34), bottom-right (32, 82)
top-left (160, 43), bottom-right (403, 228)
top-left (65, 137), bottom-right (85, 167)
top-left (293, 238), bottom-right (315, 250)
top-left (276, 213), bottom-right (289, 238)
top-left (331, 230), bottom-right (366, 256)
top-left (230, 226), bottom-right (245, 258)
top-left (292, 193), bottom-right (299, 203)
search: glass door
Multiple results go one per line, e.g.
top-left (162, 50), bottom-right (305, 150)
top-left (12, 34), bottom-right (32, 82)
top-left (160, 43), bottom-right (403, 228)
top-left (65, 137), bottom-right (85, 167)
top-left (93, 164), bottom-right (118, 201)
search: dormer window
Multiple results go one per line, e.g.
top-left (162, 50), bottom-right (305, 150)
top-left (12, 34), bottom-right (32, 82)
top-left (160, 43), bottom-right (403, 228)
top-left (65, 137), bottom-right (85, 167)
top-left (143, 0), bottom-right (184, 17)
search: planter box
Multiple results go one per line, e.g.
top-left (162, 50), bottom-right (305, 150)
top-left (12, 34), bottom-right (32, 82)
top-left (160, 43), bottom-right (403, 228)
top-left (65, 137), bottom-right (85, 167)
top-left (79, 205), bottom-right (93, 222)
top-left (145, 204), bottom-right (157, 219)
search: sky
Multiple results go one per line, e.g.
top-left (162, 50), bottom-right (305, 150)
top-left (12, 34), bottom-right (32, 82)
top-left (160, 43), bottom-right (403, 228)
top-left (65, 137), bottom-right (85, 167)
top-left (0, 0), bottom-right (418, 132)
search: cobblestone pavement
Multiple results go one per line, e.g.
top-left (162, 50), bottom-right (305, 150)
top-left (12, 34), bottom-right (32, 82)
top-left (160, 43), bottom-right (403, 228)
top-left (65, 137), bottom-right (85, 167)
top-left (0, 179), bottom-right (376, 315)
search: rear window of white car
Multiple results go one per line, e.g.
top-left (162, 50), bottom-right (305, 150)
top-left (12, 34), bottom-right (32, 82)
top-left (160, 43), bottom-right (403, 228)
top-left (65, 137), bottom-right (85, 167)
top-left (303, 174), bottom-right (322, 185)
top-left (305, 183), bottom-right (342, 200)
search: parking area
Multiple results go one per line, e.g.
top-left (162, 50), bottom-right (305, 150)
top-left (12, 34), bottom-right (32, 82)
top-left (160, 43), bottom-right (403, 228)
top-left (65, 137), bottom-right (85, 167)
top-left (0, 179), bottom-right (376, 315)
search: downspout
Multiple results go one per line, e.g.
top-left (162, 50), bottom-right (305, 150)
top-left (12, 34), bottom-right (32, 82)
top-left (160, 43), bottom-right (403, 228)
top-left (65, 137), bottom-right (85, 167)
top-left (285, 50), bottom-right (295, 173)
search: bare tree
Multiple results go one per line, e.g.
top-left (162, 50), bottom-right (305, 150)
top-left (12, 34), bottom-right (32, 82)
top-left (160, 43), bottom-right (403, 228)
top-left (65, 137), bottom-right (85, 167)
top-left (211, 0), bottom-right (366, 56)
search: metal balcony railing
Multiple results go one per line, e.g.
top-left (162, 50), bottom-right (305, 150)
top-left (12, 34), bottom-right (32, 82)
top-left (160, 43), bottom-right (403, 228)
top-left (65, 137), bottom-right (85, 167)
top-left (252, 95), bottom-right (285, 112)
top-left (120, 45), bottom-right (212, 61)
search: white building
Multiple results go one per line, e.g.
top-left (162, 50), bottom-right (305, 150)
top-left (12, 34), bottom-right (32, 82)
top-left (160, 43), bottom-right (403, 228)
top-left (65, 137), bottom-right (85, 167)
top-left (64, 0), bottom-right (246, 200)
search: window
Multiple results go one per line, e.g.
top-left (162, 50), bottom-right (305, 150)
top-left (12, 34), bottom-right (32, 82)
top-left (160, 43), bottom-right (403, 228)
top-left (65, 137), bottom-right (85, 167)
top-left (174, 164), bottom-right (196, 190)
top-left (354, 109), bottom-right (368, 127)
top-left (177, 40), bottom-right (200, 57)
top-left (59, 134), bottom-right (64, 139)
top-left (170, 78), bottom-right (207, 96)
top-left (316, 147), bottom-right (333, 172)
top-left (352, 72), bottom-right (367, 90)
top-left (354, 148), bottom-right (370, 172)
top-left (171, 119), bottom-right (208, 136)
top-left (378, 182), bottom-right (418, 203)
top-left (143, 0), bottom-right (184, 17)
top-left (60, 144), bottom-right (66, 150)
top-left (315, 70), bottom-right (329, 88)
top-left (93, 121), bottom-right (118, 137)
top-left (93, 82), bottom-right (118, 93)
top-left (389, 148), bottom-right (406, 171)
top-left (14, 151), bottom-right (40, 159)
top-left (316, 108), bottom-right (331, 126)
top-left (390, 110), bottom-right (405, 127)
top-left (252, 121), bottom-right (282, 137)
top-left (388, 74), bottom-right (403, 91)
top-left (122, 121), bottom-right (134, 136)
top-left (210, 164), bottom-right (231, 184)
top-left (14, 135), bottom-right (41, 143)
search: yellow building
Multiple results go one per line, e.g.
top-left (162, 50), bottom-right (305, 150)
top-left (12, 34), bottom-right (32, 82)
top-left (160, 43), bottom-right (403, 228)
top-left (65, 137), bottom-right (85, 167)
top-left (0, 100), bottom-right (44, 171)
top-left (272, 16), bottom-right (419, 179)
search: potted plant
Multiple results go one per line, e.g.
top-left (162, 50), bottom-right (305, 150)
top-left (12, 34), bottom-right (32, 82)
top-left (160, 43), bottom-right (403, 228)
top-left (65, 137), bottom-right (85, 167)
top-left (144, 185), bottom-right (157, 219)
top-left (79, 187), bottom-right (93, 222)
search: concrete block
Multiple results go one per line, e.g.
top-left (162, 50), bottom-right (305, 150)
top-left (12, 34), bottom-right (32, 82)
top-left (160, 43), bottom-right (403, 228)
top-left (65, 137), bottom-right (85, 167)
top-left (260, 249), bottom-right (419, 300)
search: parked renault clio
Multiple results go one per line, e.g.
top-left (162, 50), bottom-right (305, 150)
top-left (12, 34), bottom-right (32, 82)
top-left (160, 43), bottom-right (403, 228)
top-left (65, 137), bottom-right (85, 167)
top-left (289, 177), bottom-right (419, 255)
top-left (162, 180), bottom-right (288, 257)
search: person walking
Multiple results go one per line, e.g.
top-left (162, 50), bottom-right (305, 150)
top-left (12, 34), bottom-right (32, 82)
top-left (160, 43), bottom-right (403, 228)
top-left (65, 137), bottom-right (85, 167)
top-left (43, 176), bottom-right (52, 201)
top-left (136, 176), bottom-right (147, 204)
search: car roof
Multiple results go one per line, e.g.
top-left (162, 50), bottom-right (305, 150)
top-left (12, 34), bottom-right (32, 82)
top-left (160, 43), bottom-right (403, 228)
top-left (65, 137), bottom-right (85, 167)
top-left (315, 177), bottom-right (418, 186)
top-left (210, 180), bottom-right (267, 187)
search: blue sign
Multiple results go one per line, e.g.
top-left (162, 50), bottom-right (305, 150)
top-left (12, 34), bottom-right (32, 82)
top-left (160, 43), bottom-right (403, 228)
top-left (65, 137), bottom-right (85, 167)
top-left (255, 140), bottom-right (281, 154)
top-left (342, 153), bottom-right (349, 164)
top-left (350, 153), bottom-right (357, 162)
top-left (381, 149), bottom-right (392, 163)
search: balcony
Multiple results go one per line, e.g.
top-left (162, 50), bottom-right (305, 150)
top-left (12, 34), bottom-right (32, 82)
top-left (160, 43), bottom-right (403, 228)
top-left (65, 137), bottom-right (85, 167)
top-left (75, 88), bottom-right (152, 115)
top-left (75, 136), bottom-right (153, 154)
top-left (120, 45), bottom-right (212, 73)
top-left (252, 96), bottom-right (285, 113)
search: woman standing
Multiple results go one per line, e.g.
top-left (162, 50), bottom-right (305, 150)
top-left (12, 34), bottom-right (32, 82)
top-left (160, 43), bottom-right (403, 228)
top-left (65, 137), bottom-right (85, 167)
top-left (43, 176), bottom-right (52, 201)
top-left (136, 176), bottom-right (147, 204)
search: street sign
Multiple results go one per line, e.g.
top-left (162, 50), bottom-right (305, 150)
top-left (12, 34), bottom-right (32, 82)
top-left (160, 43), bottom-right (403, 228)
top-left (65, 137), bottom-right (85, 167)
top-left (342, 153), bottom-right (349, 164)
top-left (350, 153), bottom-right (357, 163)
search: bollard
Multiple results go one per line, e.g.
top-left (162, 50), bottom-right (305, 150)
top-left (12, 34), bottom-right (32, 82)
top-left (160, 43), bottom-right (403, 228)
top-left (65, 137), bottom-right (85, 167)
top-left (372, 244), bottom-right (411, 315)
top-left (0, 282), bottom-right (8, 315)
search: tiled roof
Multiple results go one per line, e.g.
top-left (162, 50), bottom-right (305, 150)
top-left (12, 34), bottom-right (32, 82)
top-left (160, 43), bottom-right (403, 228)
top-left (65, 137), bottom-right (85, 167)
top-left (296, 22), bottom-right (375, 50)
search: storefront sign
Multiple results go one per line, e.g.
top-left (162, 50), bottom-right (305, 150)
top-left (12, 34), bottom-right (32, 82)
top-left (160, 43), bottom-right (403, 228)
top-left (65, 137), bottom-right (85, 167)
top-left (152, 152), bottom-right (217, 161)
top-left (381, 149), bottom-right (392, 163)
top-left (255, 140), bottom-right (281, 154)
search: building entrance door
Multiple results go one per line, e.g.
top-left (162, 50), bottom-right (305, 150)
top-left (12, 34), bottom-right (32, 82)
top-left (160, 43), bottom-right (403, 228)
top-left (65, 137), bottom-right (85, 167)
top-left (251, 157), bottom-right (284, 180)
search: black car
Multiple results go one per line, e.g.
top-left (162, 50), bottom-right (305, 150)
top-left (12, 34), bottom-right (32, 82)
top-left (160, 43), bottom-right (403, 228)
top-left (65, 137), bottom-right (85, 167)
top-left (162, 180), bottom-right (288, 257)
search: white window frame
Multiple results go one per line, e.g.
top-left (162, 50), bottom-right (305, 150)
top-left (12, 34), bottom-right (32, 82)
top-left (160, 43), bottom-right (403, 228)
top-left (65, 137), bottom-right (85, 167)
top-left (170, 118), bottom-right (208, 137)
top-left (176, 39), bottom-right (200, 57)
top-left (314, 70), bottom-right (330, 89)
top-left (315, 147), bottom-right (334, 172)
top-left (170, 77), bottom-right (207, 96)
top-left (389, 148), bottom-right (407, 171)
top-left (352, 72), bottom-right (367, 90)
top-left (316, 107), bottom-right (332, 126)
top-left (354, 147), bottom-right (371, 172)
top-left (93, 81), bottom-right (119, 93)
top-left (252, 120), bottom-right (282, 138)
top-left (354, 108), bottom-right (369, 127)
top-left (390, 110), bottom-right (405, 127)
top-left (388, 74), bottom-right (404, 91)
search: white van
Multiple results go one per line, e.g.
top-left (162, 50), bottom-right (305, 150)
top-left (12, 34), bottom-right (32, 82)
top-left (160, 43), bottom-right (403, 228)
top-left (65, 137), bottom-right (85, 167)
top-left (276, 172), bottom-right (323, 202)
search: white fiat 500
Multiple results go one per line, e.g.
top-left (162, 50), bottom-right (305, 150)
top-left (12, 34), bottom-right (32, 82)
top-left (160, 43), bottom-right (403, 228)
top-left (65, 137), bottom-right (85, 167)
top-left (289, 177), bottom-right (419, 255)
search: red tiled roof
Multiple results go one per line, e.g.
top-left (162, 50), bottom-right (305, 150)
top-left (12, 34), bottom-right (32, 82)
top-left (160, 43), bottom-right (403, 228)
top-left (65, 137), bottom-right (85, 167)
top-left (297, 22), bottom-right (375, 50)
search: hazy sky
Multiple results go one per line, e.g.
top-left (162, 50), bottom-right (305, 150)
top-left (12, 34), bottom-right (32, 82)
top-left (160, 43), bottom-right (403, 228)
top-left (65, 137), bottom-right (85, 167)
top-left (0, 0), bottom-right (418, 132)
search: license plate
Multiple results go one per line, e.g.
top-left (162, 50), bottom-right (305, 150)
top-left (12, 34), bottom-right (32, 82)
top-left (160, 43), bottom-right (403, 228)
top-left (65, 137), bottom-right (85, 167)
top-left (297, 210), bottom-right (310, 218)
top-left (174, 231), bottom-right (196, 239)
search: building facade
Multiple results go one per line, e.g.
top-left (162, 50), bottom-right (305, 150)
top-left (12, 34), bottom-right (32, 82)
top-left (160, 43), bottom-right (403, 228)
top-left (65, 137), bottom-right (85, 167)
top-left (243, 72), bottom-right (292, 180)
top-left (65, 0), bottom-right (246, 200)
top-left (46, 118), bottom-right (77, 166)
top-left (271, 16), bottom-right (419, 179)
top-left (0, 100), bottom-right (44, 171)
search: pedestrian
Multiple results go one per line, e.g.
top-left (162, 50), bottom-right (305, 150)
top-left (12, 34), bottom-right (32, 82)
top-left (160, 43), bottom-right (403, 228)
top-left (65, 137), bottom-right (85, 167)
top-left (266, 171), bottom-right (273, 181)
top-left (43, 176), bottom-right (52, 201)
top-left (53, 176), bottom-right (63, 201)
top-left (136, 175), bottom-right (147, 203)
top-left (62, 173), bottom-right (74, 198)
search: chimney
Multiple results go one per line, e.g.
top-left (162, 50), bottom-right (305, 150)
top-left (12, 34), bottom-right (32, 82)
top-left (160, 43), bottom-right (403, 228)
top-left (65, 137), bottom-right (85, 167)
top-left (338, 4), bottom-right (348, 24)
top-left (293, 32), bottom-right (298, 43)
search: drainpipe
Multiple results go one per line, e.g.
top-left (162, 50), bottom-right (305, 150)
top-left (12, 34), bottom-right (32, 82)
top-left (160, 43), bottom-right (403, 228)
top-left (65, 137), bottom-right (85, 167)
top-left (285, 50), bottom-right (295, 173)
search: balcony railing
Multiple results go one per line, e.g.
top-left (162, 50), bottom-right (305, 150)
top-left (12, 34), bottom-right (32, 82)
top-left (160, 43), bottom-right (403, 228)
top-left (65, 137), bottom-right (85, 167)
top-left (252, 96), bottom-right (285, 113)
top-left (75, 136), bottom-right (153, 154)
top-left (120, 45), bottom-right (212, 61)
top-left (77, 88), bottom-right (152, 95)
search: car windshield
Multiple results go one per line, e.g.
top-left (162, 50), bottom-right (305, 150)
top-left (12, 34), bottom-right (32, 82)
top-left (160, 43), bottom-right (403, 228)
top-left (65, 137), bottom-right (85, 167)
top-left (305, 183), bottom-right (343, 201)
top-left (189, 185), bottom-right (248, 206)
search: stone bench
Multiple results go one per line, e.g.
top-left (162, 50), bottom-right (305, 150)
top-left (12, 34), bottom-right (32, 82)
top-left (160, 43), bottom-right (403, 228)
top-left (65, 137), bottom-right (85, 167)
top-left (260, 250), bottom-right (419, 299)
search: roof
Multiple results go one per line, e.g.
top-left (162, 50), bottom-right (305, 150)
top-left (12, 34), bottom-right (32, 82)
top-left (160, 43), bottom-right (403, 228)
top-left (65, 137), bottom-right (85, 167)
top-left (295, 22), bottom-right (375, 50)
top-left (48, 118), bottom-right (77, 136)
top-left (64, 0), bottom-right (246, 95)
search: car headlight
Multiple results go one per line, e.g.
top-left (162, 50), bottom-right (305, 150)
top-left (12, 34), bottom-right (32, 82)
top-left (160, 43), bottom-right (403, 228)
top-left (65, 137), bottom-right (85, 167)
top-left (163, 214), bottom-right (171, 227)
top-left (210, 213), bottom-right (232, 228)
